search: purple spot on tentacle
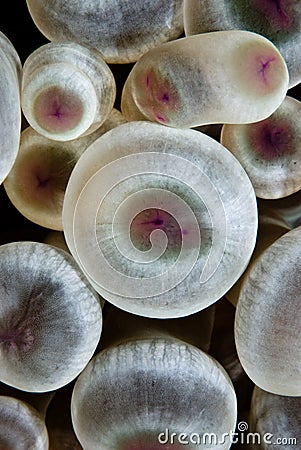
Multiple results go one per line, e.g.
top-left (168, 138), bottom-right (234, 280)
top-left (141, 218), bottom-right (164, 226)
top-left (0, 326), bottom-right (34, 353)
top-left (262, 126), bottom-right (290, 156)
top-left (259, 58), bottom-right (275, 82)
top-left (140, 209), bottom-right (165, 227)
top-left (156, 115), bottom-right (168, 123)
top-left (138, 68), bottom-right (180, 125)
top-left (249, 119), bottom-right (292, 160)
top-left (53, 108), bottom-right (62, 119)
top-left (36, 174), bottom-right (50, 188)
top-left (130, 208), bottom-right (197, 253)
top-left (254, 0), bottom-right (293, 29)
top-left (159, 92), bottom-right (170, 103)
top-left (273, 0), bottom-right (288, 20)
top-left (51, 99), bottom-right (63, 119)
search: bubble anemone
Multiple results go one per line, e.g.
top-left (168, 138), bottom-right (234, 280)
top-left (71, 337), bottom-right (237, 449)
top-left (26, 0), bottom-right (184, 64)
top-left (122, 31), bottom-right (288, 128)
top-left (21, 42), bottom-right (116, 141)
top-left (63, 121), bottom-right (257, 318)
top-left (235, 226), bottom-right (301, 396)
top-left (0, 241), bottom-right (102, 392)
top-left (0, 31), bottom-right (22, 186)
top-left (250, 386), bottom-right (301, 448)
top-left (183, 0), bottom-right (301, 87)
top-left (0, 395), bottom-right (49, 449)
top-left (221, 96), bottom-right (301, 199)
top-left (3, 109), bottom-right (126, 231)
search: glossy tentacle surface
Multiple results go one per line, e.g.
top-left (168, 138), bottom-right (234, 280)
top-left (235, 226), bottom-right (301, 396)
top-left (0, 31), bottom-right (22, 186)
top-left (21, 42), bottom-right (116, 141)
top-left (0, 395), bottom-right (49, 449)
top-left (183, 0), bottom-right (301, 88)
top-left (0, 241), bottom-right (102, 392)
top-left (71, 337), bottom-right (237, 449)
top-left (26, 0), bottom-right (184, 64)
top-left (63, 121), bottom-right (257, 318)
top-left (0, 384), bottom-right (55, 421)
top-left (249, 386), bottom-right (301, 449)
top-left (122, 30), bottom-right (288, 128)
top-left (221, 96), bottom-right (301, 199)
top-left (4, 109), bottom-right (125, 230)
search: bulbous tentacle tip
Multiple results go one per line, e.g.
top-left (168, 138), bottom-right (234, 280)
top-left (21, 63), bottom-right (98, 141)
top-left (21, 42), bottom-right (116, 141)
top-left (0, 241), bottom-right (102, 392)
top-left (25, 0), bottom-right (184, 64)
top-left (63, 121), bottom-right (257, 318)
top-left (3, 127), bottom-right (75, 231)
top-left (184, 0), bottom-right (301, 87)
top-left (221, 96), bottom-right (301, 199)
top-left (239, 41), bottom-right (289, 98)
top-left (228, 31), bottom-right (289, 103)
top-left (235, 226), bottom-right (301, 396)
top-left (250, 385), bottom-right (301, 446)
top-left (71, 338), bottom-right (237, 449)
top-left (0, 31), bottom-right (22, 186)
top-left (0, 395), bottom-right (49, 449)
top-left (126, 31), bottom-right (289, 128)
